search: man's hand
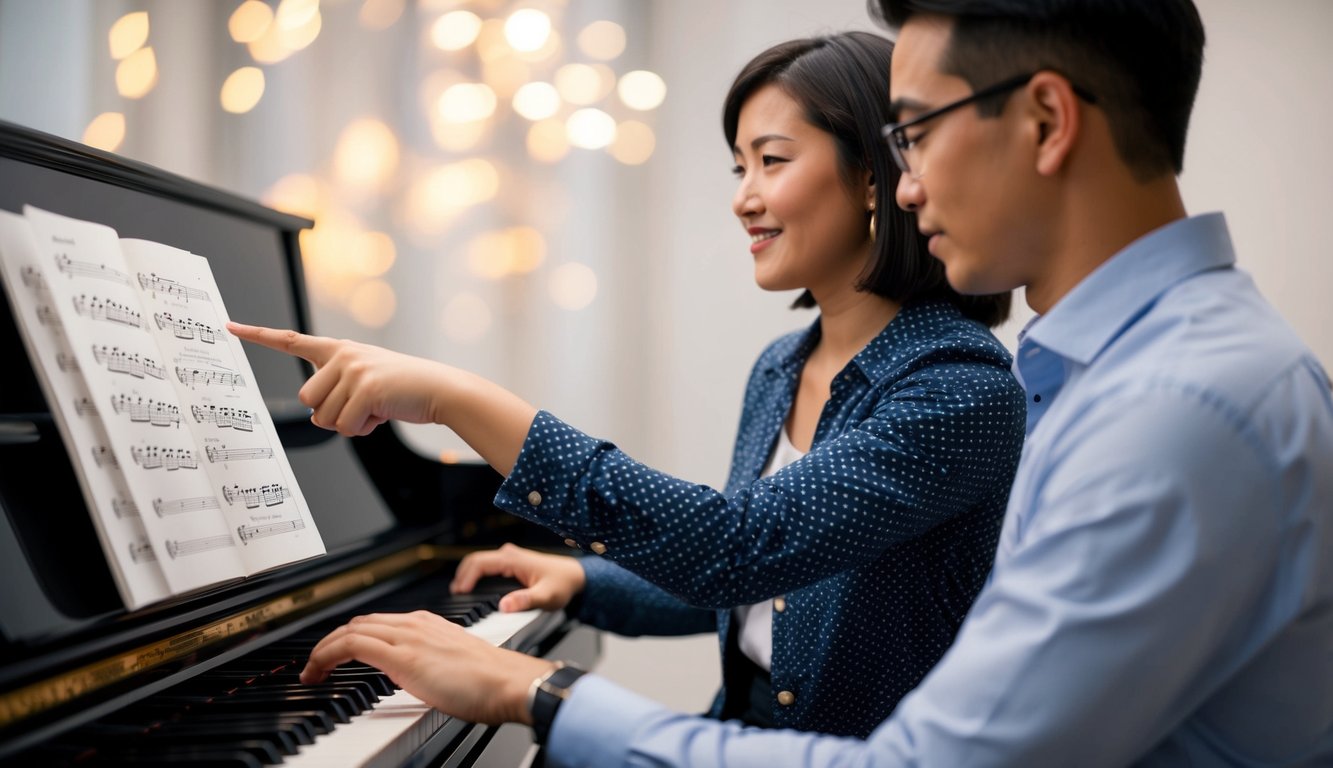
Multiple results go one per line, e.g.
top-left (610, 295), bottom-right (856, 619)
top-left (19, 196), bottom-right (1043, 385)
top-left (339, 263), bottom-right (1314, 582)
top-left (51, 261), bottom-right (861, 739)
top-left (300, 610), bottom-right (552, 726)
top-left (452, 543), bottom-right (588, 613)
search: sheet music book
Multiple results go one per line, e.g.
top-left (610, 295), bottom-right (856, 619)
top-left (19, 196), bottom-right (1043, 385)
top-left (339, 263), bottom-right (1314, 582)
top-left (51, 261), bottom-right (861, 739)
top-left (0, 205), bottom-right (325, 609)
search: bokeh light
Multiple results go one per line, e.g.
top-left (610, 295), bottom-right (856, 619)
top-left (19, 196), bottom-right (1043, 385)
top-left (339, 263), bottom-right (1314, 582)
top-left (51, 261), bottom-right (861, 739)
top-left (359, 0), bottom-right (405, 30)
top-left (431, 10), bottom-right (482, 51)
top-left (116, 47), bottom-right (158, 99)
top-left (109, 12), bottom-right (149, 60)
top-left (220, 67), bottom-right (266, 114)
top-left (333, 118), bottom-right (401, 191)
top-left (548, 263), bottom-right (598, 310)
top-left (610, 120), bottom-right (655, 165)
top-left (565, 108), bottom-right (616, 150)
top-left (228, 1), bottom-right (273, 44)
top-left (503, 9), bottom-right (551, 52)
top-left (618, 70), bottom-right (667, 111)
top-left (83, 112), bottom-right (126, 152)
top-left (512, 81), bottom-right (560, 121)
top-left (577, 20), bottom-right (625, 61)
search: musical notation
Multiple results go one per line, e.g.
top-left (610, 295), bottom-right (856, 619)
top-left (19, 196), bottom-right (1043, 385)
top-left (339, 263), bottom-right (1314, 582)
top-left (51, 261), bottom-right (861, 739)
top-left (204, 444), bottom-right (273, 463)
top-left (152, 495), bottom-right (221, 517)
top-left (128, 541), bottom-right (157, 563)
top-left (112, 497), bottom-right (139, 519)
top-left (74, 397), bottom-right (97, 417)
top-left (73, 294), bottom-right (142, 329)
top-left (190, 404), bottom-right (256, 432)
top-left (91, 345), bottom-right (166, 380)
top-left (237, 518), bottom-right (306, 543)
top-left (90, 445), bottom-right (119, 469)
top-left (165, 534), bottom-right (235, 559)
top-left (54, 253), bottom-right (132, 286)
top-left (130, 445), bottom-right (200, 471)
top-left (153, 312), bottom-right (217, 343)
top-left (222, 483), bottom-right (291, 509)
top-left (35, 304), bottom-right (61, 328)
top-left (175, 367), bottom-right (244, 389)
top-left (109, 394), bottom-right (181, 428)
top-left (56, 352), bottom-right (79, 372)
top-left (137, 272), bottom-right (210, 303)
top-left (20, 264), bottom-right (44, 289)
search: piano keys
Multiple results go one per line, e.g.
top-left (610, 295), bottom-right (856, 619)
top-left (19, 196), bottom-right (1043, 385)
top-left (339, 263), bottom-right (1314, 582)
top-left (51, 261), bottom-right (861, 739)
top-left (0, 118), bottom-right (598, 766)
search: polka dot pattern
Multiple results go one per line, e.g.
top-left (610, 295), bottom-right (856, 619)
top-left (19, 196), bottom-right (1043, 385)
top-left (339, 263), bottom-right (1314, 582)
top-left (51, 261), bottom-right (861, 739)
top-left (496, 299), bottom-right (1026, 737)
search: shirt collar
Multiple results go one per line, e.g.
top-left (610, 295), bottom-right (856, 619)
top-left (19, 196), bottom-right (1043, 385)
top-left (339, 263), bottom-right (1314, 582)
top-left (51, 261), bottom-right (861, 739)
top-left (1025, 212), bottom-right (1235, 365)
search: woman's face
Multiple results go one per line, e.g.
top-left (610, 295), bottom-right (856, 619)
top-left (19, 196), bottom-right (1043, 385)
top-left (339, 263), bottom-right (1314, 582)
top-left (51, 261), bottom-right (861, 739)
top-left (731, 84), bottom-right (873, 299)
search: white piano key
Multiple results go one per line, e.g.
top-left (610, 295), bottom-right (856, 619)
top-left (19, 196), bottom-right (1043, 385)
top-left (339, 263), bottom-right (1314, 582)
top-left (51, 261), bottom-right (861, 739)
top-left (283, 608), bottom-right (544, 768)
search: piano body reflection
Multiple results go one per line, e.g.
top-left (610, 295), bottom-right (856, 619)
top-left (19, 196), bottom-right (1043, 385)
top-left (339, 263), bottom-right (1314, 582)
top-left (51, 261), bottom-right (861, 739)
top-left (0, 120), bottom-right (599, 766)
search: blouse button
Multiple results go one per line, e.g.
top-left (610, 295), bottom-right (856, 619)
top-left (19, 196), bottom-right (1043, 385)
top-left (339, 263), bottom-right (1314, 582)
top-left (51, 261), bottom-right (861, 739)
top-left (777, 690), bottom-right (796, 706)
top-left (526, 490), bottom-right (542, 506)
top-left (563, 538), bottom-right (578, 549)
top-left (773, 596), bottom-right (787, 613)
top-left (589, 541), bottom-right (607, 555)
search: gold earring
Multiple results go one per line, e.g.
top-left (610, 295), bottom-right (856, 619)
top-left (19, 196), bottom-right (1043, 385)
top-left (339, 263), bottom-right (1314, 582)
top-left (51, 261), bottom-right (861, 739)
top-left (868, 208), bottom-right (877, 242)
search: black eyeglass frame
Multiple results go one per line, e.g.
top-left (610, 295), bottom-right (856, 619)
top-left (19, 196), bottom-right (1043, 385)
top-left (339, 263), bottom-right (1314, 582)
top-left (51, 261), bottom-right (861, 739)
top-left (881, 71), bottom-right (1097, 178)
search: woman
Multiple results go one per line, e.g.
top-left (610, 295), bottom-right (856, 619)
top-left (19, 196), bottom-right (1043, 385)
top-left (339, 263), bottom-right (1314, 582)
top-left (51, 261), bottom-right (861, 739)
top-left (231, 31), bottom-right (1025, 739)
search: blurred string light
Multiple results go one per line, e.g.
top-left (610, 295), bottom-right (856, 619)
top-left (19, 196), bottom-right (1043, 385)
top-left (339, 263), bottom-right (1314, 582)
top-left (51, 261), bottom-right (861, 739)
top-left (91, 1), bottom-right (665, 338)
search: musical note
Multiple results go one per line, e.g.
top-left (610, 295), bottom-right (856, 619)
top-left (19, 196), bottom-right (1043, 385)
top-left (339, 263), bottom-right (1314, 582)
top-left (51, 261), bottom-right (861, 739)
top-left (136, 272), bottom-right (210, 302)
top-left (74, 397), bottom-right (97, 417)
top-left (72, 294), bottom-right (142, 329)
top-left (165, 534), bottom-right (235, 559)
top-left (190, 404), bottom-right (256, 432)
top-left (130, 445), bottom-right (200, 471)
top-left (152, 495), bottom-right (221, 517)
top-left (175, 367), bottom-right (244, 389)
top-left (153, 312), bottom-right (217, 343)
top-left (222, 482), bottom-right (291, 509)
top-left (20, 265), bottom-right (44, 289)
top-left (53, 252), bottom-right (132, 286)
top-left (91, 345), bottom-right (167, 380)
top-left (112, 497), bottom-right (139, 519)
top-left (56, 352), bottom-right (79, 372)
top-left (109, 394), bottom-right (181, 428)
top-left (205, 444), bottom-right (273, 463)
top-left (90, 445), bottom-right (119, 469)
top-left (128, 541), bottom-right (157, 563)
top-left (35, 304), bottom-right (61, 328)
top-left (237, 518), bottom-right (306, 543)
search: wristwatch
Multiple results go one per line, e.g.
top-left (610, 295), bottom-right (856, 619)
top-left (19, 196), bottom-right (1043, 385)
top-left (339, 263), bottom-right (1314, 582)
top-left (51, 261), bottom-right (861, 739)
top-left (527, 660), bottom-right (588, 744)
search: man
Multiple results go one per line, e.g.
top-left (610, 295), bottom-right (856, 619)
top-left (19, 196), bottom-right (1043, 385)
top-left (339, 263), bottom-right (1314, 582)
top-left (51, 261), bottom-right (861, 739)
top-left (296, 0), bottom-right (1333, 764)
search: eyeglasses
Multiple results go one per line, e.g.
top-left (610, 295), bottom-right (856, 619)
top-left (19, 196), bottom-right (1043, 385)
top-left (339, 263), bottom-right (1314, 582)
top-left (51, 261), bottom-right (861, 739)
top-left (881, 71), bottom-right (1097, 179)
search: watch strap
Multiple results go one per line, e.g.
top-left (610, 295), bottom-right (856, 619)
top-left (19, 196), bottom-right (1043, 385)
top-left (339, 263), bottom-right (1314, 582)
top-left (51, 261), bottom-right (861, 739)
top-left (528, 661), bottom-right (588, 744)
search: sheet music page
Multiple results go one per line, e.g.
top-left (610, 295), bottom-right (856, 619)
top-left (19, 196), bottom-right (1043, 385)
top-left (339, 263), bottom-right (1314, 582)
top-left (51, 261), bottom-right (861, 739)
top-left (23, 205), bottom-right (247, 594)
top-left (0, 211), bottom-right (171, 609)
top-left (119, 238), bottom-right (325, 574)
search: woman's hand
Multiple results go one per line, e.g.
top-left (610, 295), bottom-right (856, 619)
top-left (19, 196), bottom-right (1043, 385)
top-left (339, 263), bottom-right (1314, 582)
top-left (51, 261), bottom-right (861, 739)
top-left (227, 322), bottom-right (537, 474)
top-left (451, 543), bottom-right (587, 613)
top-left (299, 610), bottom-right (551, 726)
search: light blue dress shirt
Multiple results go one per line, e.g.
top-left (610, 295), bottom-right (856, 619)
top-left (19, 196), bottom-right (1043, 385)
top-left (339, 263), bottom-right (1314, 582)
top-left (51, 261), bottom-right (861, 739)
top-left (543, 213), bottom-right (1333, 767)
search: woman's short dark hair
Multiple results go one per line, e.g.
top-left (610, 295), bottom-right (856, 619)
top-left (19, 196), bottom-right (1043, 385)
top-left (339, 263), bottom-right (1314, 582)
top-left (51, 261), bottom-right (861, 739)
top-left (722, 31), bottom-right (1010, 328)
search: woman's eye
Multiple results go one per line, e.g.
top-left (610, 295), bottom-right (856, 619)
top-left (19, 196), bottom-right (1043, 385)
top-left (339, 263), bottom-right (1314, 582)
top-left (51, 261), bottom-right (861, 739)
top-left (731, 164), bottom-right (745, 177)
top-left (761, 155), bottom-right (787, 167)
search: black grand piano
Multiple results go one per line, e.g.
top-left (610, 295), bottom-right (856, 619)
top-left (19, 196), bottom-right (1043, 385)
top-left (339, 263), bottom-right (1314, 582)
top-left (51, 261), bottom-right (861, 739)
top-left (0, 119), bottom-right (600, 767)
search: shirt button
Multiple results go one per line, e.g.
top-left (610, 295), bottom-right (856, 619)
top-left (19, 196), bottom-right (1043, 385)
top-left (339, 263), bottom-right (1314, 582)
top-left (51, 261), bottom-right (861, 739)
top-left (526, 490), bottom-right (542, 506)
top-left (563, 538), bottom-right (578, 548)
top-left (773, 596), bottom-right (786, 613)
top-left (777, 690), bottom-right (796, 706)
top-left (589, 541), bottom-right (607, 555)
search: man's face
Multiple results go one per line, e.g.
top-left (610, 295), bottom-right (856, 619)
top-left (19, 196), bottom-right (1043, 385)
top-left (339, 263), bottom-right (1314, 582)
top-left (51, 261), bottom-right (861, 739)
top-left (889, 16), bottom-right (1048, 297)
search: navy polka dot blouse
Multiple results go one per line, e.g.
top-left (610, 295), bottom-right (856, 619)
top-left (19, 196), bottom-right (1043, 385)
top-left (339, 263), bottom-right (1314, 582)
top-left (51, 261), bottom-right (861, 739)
top-left (495, 299), bottom-right (1027, 738)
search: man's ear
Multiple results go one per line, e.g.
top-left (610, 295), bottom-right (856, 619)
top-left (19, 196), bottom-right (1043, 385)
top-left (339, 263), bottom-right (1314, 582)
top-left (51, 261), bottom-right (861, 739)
top-left (1026, 71), bottom-right (1081, 176)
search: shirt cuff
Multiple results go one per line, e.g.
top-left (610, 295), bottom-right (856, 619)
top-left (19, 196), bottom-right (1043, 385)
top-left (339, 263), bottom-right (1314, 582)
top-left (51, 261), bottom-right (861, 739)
top-left (544, 675), bottom-right (670, 767)
top-left (493, 409), bottom-right (603, 533)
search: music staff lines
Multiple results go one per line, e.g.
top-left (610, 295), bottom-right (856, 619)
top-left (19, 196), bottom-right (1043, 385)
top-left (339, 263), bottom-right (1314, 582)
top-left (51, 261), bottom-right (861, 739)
top-left (130, 445), bottom-right (199, 471)
top-left (205, 444), bottom-right (272, 463)
top-left (109, 394), bottom-right (181, 428)
top-left (92, 345), bottom-right (166, 380)
top-left (222, 483), bottom-right (290, 509)
top-left (152, 495), bottom-right (220, 517)
top-left (128, 541), bottom-right (157, 563)
top-left (90, 446), bottom-right (119, 469)
top-left (238, 518), bottom-right (305, 543)
top-left (176, 367), bottom-right (244, 389)
top-left (137, 272), bottom-right (210, 303)
top-left (112, 497), bottom-right (139, 519)
top-left (54, 253), bottom-right (131, 286)
top-left (165, 534), bottom-right (235, 559)
top-left (73, 294), bottom-right (142, 329)
top-left (191, 405), bottom-right (256, 432)
top-left (154, 312), bottom-right (218, 344)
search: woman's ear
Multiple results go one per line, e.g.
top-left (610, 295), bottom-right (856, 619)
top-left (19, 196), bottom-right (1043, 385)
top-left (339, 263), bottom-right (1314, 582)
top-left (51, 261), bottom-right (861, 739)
top-left (865, 172), bottom-right (877, 209)
top-left (1027, 72), bottom-right (1081, 177)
